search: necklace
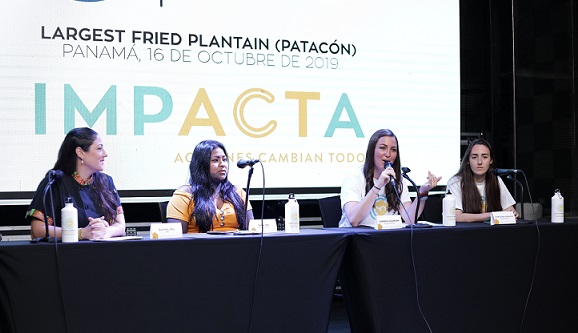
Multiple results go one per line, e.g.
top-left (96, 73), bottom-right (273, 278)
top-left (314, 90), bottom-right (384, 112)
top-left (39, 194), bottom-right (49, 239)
top-left (72, 172), bottom-right (93, 186)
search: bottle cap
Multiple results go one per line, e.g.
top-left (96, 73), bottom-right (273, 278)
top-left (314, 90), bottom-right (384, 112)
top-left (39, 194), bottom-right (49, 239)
top-left (65, 197), bottom-right (73, 204)
top-left (288, 193), bottom-right (295, 200)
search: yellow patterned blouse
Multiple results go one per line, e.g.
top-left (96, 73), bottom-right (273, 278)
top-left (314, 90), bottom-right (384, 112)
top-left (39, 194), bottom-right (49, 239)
top-left (166, 186), bottom-right (251, 233)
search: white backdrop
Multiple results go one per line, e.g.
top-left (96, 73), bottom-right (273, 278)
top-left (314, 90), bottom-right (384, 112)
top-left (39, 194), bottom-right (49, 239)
top-left (0, 0), bottom-right (460, 195)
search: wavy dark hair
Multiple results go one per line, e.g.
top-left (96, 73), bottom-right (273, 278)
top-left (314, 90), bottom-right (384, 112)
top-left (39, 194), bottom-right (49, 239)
top-left (453, 138), bottom-right (501, 213)
top-left (363, 129), bottom-right (403, 212)
top-left (53, 127), bottom-right (117, 223)
top-left (188, 140), bottom-right (245, 232)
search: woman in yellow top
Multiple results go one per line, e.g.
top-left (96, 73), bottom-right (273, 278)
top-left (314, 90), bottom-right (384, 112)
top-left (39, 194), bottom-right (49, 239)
top-left (166, 140), bottom-right (254, 233)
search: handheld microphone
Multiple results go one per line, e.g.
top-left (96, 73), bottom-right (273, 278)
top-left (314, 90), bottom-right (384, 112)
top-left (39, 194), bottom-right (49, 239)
top-left (237, 159), bottom-right (260, 169)
top-left (493, 168), bottom-right (521, 176)
top-left (384, 161), bottom-right (396, 188)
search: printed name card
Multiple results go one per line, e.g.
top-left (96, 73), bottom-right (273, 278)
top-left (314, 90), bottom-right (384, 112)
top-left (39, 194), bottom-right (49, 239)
top-left (375, 215), bottom-right (404, 230)
top-left (150, 222), bottom-right (183, 239)
top-left (490, 211), bottom-right (516, 225)
top-left (248, 219), bottom-right (278, 233)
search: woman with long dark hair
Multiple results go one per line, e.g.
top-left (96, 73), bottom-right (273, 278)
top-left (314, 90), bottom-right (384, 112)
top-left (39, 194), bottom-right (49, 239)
top-left (27, 127), bottom-right (125, 240)
top-left (339, 129), bottom-right (441, 227)
top-left (166, 140), bottom-right (254, 233)
top-left (447, 138), bottom-right (518, 222)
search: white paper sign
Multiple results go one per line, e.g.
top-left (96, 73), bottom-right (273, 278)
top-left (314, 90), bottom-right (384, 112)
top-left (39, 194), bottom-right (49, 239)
top-left (248, 219), bottom-right (278, 233)
top-left (150, 223), bottom-right (183, 239)
top-left (375, 215), bottom-right (405, 230)
top-left (490, 211), bottom-right (516, 225)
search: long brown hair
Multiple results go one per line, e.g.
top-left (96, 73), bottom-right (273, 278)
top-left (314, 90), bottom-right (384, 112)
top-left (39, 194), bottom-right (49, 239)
top-left (363, 129), bottom-right (403, 212)
top-left (53, 127), bottom-right (117, 222)
top-left (453, 138), bottom-right (501, 213)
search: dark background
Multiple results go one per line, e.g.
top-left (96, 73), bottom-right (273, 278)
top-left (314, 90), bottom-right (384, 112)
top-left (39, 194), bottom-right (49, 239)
top-left (460, 0), bottom-right (577, 219)
top-left (1, 0), bottom-right (577, 230)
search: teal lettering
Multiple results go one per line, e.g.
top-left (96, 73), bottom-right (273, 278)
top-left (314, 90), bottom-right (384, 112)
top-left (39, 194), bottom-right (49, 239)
top-left (324, 93), bottom-right (363, 138)
top-left (35, 83), bottom-right (46, 134)
top-left (64, 85), bottom-right (117, 134)
top-left (134, 86), bottom-right (172, 135)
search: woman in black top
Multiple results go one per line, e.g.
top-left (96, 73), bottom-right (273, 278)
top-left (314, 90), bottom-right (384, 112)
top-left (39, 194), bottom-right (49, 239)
top-left (26, 127), bottom-right (125, 240)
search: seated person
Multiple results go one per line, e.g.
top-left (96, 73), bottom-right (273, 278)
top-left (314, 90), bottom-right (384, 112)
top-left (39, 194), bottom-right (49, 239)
top-left (166, 140), bottom-right (254, 233)
top-left (446, 138), bottom-right (518, 222)
top-left (26, 127), bottom-right (125, 240)
top-left (339, 129), bottom-right (441, 228)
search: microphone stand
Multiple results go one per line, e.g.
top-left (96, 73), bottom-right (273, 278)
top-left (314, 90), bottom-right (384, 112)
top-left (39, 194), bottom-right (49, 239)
top-left (401, 168), bottom-right (431, 228)
top-left (507, 174), bottom-right (528, 224)
top-left (242, 165), bottom-right (255, 230)
top-left (32, 172), bottom-right (60, 243)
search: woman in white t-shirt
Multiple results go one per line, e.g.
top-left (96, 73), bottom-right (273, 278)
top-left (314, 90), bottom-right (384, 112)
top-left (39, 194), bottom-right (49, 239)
top-left (446, 138), bottom-right (518, 222)
top-left (339, 129), bottom-right (441, 228)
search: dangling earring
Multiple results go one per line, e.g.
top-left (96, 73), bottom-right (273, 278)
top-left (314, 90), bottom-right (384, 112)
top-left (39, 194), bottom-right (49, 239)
top-left (81, 159), bottom-right (84, 164)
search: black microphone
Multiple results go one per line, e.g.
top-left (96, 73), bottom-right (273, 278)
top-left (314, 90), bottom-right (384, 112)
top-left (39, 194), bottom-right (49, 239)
top-left (493, 168), bottom-right (522, 176)
top-left (384, 161), bottom-right (396, 188)
top-left (48, 169), bottom-right (64, 182)
top-left (237, 159), bottom-right (260, 169)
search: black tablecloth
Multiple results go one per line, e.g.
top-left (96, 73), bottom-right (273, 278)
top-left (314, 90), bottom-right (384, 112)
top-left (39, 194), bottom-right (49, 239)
top-left (339, 222), bottom-right (578, 333)
top-left (0, 229), bottom-right (349, 333)
top-left (3, 223), bottom-right (576, 333)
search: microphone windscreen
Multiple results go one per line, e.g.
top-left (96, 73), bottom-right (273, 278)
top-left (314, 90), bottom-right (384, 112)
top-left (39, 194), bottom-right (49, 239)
top-left (237, 159), bottom-right (260, 169)
top-left (492, 168), bottom-right (509, 176)
top-left (384, 161), bottom-right (396, 187)
top-left (49, 169), bottom-right (64, 179)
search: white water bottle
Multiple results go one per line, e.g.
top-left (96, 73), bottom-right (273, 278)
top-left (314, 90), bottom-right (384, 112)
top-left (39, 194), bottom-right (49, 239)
top-left (551, 189), bottom-right (564, 223)
top-left (61, 197), bottom-right (78, 242)
top-left (442, 190), bottom-right (456, 226)
top-left (284, 193), bottom-right (300, 233)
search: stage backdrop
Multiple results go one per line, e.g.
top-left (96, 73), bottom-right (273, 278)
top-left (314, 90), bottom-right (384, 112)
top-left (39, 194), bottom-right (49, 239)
top-left (0, 0), bottom-right (460, 197)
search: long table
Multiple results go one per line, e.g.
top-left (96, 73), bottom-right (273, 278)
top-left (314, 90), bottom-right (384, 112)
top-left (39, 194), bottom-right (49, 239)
top-left (2, 222), bottom-right (577, 333)
top-left (339, 221), bottom-right (578, 333)
top-left (0, 229), bottom-right (349, 333)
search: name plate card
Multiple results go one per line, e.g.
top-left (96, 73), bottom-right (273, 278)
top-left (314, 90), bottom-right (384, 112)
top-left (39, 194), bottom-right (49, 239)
top-left (375, 215), bottom-right (404, 230)
top-left (248, 219), bottom-right (278, 233)
top-left (490, 211), bottom-right (516, 225)
top-left (150, 222), bottom-right (183, 239)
